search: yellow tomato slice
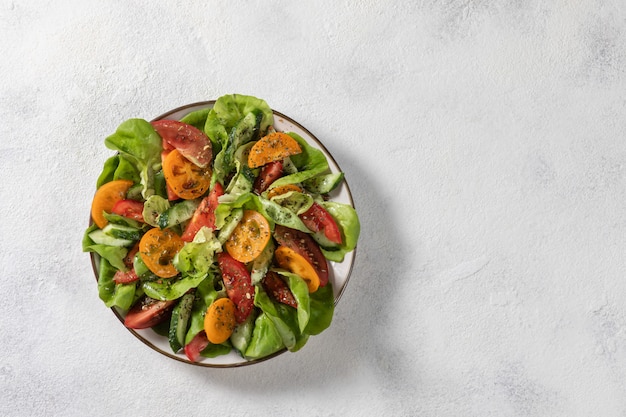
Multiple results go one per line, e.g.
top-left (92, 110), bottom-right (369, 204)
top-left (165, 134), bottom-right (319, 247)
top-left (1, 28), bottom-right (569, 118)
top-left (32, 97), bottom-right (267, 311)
top-left (224, 210), bottom-right (271, 263)
top-left (139, 228), bottom-right (184, 278)
top-left (266, 184), bottom-right (303, 200)
top-left (274, 245), bottom-right (320, 293)
top-left (247, 132), bottom-right (302, 168)
top-left (204, 297), bottom-right (236, 344)
top-left (162, 149), bottom-right (212, 200)
top-left (90, 179), bottom-right (134, 229)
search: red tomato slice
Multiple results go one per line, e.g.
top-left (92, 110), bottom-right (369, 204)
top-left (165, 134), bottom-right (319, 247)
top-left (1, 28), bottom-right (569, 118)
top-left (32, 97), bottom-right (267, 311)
top-left (299, 202), bottom-right (342, 245)
top-left (161, 150), bottom-right (180, 201)
top-left (273, 225), bottom-right (329, 287)
top-left (181, 183), bottom-right (224, 242)
top-left (217, 252), bottom-right (255, 323)
top-left (184, 331), bottom-right (210, 362)
top-left (262, 271), bottom-right (298, 308)
top-left (253, 160), bottom-right (283, 194)
top-left (124, 297), bottom-right (176, 329)
top-left (123, 243), bottom-right (139, 269)
top-left (151, 120), bottom-right (212, 168)
top-left (111, 199), bottom-right (145, 222)
top-left (113, 269), bottom-right (139, 284)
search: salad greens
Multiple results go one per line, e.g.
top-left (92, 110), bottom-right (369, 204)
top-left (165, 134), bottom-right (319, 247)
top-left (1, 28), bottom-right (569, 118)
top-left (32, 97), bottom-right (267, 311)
top-left (83, 94), bottom-right (360, 363)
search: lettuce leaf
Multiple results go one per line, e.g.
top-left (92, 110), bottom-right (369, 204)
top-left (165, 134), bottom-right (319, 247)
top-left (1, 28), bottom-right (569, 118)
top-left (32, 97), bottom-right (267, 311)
top-left (96, 258), bottom-right (136, 311)
top-left (104, 118), bottom-right (163, 199)
top-left (304, 283), bottom-right (334, 335)
top-left (204, 94), bottom-right (273, 152)
top-left (319, 201), bottom-right (361, 262)
top-left (214, 192), bottom-right (310, 234)
top-left (274, 270), bottom-right (311, 333)
top-left (244, 313), bottom-right (285, 359)
top-left (268, 133), bottom-right (329, 189)
top-left (173, 228), bottom-right (222, 278)
top-left (82, 224), bottom-right (128, 271)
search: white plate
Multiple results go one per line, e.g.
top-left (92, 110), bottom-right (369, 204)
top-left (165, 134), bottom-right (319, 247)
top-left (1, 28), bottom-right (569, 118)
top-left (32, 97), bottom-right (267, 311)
top-left (91, 101), bottom-right (357, 367)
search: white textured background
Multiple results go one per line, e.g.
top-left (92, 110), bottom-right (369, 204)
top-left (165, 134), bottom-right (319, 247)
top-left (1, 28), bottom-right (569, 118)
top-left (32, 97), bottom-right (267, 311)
top-left (2, 1), bottom-right (626, 416)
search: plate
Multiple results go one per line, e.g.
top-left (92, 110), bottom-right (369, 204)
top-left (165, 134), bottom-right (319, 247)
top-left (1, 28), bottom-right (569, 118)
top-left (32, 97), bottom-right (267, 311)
top-left (90, 101), bottom-right (356, 367)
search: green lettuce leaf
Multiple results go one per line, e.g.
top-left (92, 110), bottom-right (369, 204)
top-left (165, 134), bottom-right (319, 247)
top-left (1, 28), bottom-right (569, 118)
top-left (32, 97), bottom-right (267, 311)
top-left (244, 313), bottom-right (285, 360)
top-left (180, 107), bottom-right (211, 132)
top-left (173, 228), bottom-right (222, 278)
top-left (319, 201), bottom-right (361, 262)
top-left (204, 94), bottom-right (273, 152)
top-left (274, 269), bottom-right (311, 333)
top-left (268, 133), bottom-right (329, 189)
top-left (104, 118), bottom-right (163, 199)
top-left (97, 258), bottom-right (136, 311)
top-left (82, 224), bottom-right (128, 271)
top-left (214, 192), bottom-right (310, 234)
top-left (304, 283), bottom-right (335, 335)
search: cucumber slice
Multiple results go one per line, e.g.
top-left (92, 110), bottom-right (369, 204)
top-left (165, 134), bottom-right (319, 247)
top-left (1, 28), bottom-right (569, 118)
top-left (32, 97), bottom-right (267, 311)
top-left (217, 208), bottom-right (244, 245)
top-left (88, 229), bottom-right (134, 247)
top-left (102, 223), bottom-right (143, 241)
top-left (303, 172), bottom-right (344, 194)
top-left (169, 292), bottom-right (195, 353)
top-left (158, 199), bottom-right (199, 229)
top-left (311, 230), bottom-right (341, 251)
top-left (102, 212), bottom-right (143, 229)
top-left (251, 240), bottom-right (275, 284)
top-left (230, 311), bottom-right (256, 355)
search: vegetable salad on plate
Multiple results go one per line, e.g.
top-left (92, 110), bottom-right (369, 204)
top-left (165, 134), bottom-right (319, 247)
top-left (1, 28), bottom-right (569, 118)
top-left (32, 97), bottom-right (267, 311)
top-left (83, 94), bottom-right (360, 364)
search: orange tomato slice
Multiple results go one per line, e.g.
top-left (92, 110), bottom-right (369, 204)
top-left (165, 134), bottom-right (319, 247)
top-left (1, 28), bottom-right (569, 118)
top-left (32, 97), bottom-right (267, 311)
top-left (90, 179), bottom-right (134, 229)
top-left (162, 149), bottom-right (212, 200)
top-left (274, 245), bottom-right (321, 293)
top-left (204, 297), bottom-right (236, 344)
top-left (247, 132), bottom-right (302, 168)
top-left (224, 210), bottom-right (271, 263)
top-left (266, 184), bottom-right (303, 199)
top-left (139, 228), bottom-right (184, 278)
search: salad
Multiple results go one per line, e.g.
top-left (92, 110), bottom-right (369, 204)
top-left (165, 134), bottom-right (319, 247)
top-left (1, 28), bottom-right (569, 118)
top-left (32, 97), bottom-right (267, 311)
top-left (82, 94), bottom-right (360, 364)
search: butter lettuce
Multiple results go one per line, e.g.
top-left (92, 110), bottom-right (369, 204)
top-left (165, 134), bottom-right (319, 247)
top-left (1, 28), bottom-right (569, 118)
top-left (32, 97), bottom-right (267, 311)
top-left (104, 118), bottom-right (162, 199)
top-left (318, 201), bottom-right (361, 262)
top-left (204, 94), bottom-right (273, 151)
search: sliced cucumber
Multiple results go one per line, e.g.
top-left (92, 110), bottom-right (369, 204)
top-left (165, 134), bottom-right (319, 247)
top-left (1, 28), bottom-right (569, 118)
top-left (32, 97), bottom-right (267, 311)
top-left (226, 164), bottom-right (255, 197)
top-left (232, 110), bottom-right (263, 149)
top-left (217, 208), bottom-right (244, 244)
top-left (102, 212), bottom-right (143, 229)
top-left (88, 229), bottom-right (134, 247)
top-left (282, 156), bottom-right (298, 175)
top-left (230, 310), bottom-right (256, 355)
top-left (157, 199), bottom-right (199, 229)
top-left (169, 292), bottom-right (195, 353)
top-left (270, 191), bottom-right (313, 215)
top-left (251, 239), bottom-right (275, 284)
top-left (311, 230), bottom-right (341, 251)
top-left (126, 183), bottom-right (144, 201)
top-left (303, 172), bottom-right (344, 194)
top-left (102, 223), bottom-right (143, 241)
